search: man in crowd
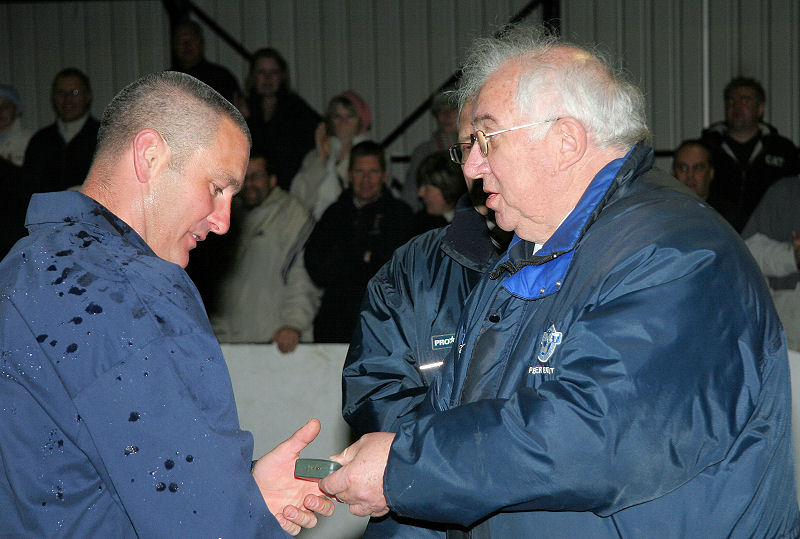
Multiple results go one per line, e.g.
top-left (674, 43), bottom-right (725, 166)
top-left (0, 84), bottom-right (32, 254)
top-left (305, 140), bottom-right (413, 343)
top-left (702, 76), bottom-right (799, 231)
top-left (0, 71), bottom-right (333, 537)
top-left (212, 152), bottom-right (319, 353)
top-left (24, 67), bottom-right (100, 193)
top-left (171, 18), bottom-right (240, 104)
top-left (320, 26), bottom-right (799, 536)
top-left (401, 92), bottom-right (460, 211)
top-left (671, 138), bottom-right (714, 200)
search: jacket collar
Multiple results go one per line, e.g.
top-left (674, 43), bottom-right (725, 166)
top-left (440, 193), bottom-right (498, 272)
top-left (26, 191), bottom-right (151, 254)
top-left (493, 142), bottom-right (654, 299)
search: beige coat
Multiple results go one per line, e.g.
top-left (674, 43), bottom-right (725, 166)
top-left (211, 188), bottom-right (320, 343)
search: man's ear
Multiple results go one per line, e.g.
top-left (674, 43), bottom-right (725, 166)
top-left (269, 174), bottom-right (278, 189)
top-left (554, 117), bottom-right (586, 171)
top-left (132, 129), bottom-right (170, 184)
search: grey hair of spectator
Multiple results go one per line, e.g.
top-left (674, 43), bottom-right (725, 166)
top-left (416, 151), bottom-right (467, 207)
top-left (672, 139), bottom-right (714, 169)
top-left (456, 24), bottom-right (650, 149)
top-left (94, 71), bottom-right (250, 172)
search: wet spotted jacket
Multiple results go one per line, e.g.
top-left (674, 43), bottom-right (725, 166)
top-left (0, 192), bottom-right (288, 537)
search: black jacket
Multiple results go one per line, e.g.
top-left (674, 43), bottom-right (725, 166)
top-left (701, 121), bottom-right (800, 231)
top-left (24, 116), bottom-right (100, 193)
top-left (305, 187), bottom-right (413, 342)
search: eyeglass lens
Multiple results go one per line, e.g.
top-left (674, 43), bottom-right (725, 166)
top-left (448, 143), bottom-right (470, 165)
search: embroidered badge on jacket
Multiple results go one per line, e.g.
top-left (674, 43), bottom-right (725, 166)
top-left (537, 324), bottom-right (563, 363)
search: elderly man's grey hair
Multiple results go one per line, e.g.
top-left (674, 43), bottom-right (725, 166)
top-left (457, 25), bottom-right (649, 149)
top-left (95, 71), bottom-right (250, 172)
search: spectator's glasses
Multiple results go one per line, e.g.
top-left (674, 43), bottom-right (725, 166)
top-left (448, 118), bottom-right (559, 165)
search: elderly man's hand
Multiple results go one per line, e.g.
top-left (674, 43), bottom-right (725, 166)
top-left (318, 432), bottom-right (396, 517)
top-left (252, 419), bottom-right (336, 535)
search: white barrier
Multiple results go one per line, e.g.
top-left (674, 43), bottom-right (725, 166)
top-left (789, 349), bottom-right (800, 507)
top-left (223, 343), bottom-right (367, 539)
top-left (225, 344), bottom-right (800, 535)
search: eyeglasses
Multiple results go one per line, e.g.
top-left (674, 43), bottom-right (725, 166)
top-left (448, 118), bottom-right (559, 165)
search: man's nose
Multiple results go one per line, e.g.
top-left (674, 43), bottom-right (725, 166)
top-left (208, 197), bottom-right (231, 236)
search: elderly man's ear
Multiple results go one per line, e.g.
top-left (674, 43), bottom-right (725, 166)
top-left (554, 117), bottom-right (587, 171)
top-left (133, 129), bottom-right (171, 184)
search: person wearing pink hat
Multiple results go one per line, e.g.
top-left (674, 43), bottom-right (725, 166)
top-left (290, 91), bottom-right (373, 219)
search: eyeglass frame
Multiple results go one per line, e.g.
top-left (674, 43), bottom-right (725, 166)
top-left (448, 118), bottom-right (560, 165)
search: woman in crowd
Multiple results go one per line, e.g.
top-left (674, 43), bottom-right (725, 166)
top-left (412, 150), bottom-right (466, 235)
top-left (243, 47), bottom-right (320, 190)
top-left (290, 90), bottom-right (372, 219)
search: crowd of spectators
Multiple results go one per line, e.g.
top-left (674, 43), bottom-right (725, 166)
top-left (2, 20), bottom-right (800, 351)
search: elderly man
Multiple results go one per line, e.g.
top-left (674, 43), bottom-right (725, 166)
top-left (0, 71), bottom-right (333, 537)
top-left (24, 68), bottom-right (100, 192)
top-left (320, 26), bottom-right (798, 537)
top-left (671, 139), bottom-right (714, 200)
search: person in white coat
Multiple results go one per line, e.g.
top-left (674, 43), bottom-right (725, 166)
top-left (290, 91), bottom-right (371, 219)
top-left (212, 152), bottom-right (320, 352)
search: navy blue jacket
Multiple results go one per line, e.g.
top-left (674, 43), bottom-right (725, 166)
top-left (344, 197), bottom-right (501, 538)
top-left (0, 192), bottom-right (287, 537)
top-left (344, 197), bottom-right (498, 436)
top-left (384, 144), bottom-right (800, 537)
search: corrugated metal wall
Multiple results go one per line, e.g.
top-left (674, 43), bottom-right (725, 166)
top-left (1, 0), bottom-right (798, 175)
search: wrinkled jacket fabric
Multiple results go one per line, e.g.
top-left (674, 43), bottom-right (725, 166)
top-left (384, 144), bottom-right (800, 537)
top-left (0, 192), bottom-right (286, 537)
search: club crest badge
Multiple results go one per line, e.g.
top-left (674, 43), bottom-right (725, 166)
top-left (537, 324), bottom-right (563, 363)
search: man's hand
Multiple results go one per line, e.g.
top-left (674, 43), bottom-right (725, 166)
top-left (272, 326), bottom-right (301, 354)
top-left (318, 432), bottom-right (395, 517)
top-left (252, 419), bottom-right (335, 535)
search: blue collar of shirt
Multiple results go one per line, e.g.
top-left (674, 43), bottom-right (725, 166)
top-left (26, 191), bottom-right (154, 256)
